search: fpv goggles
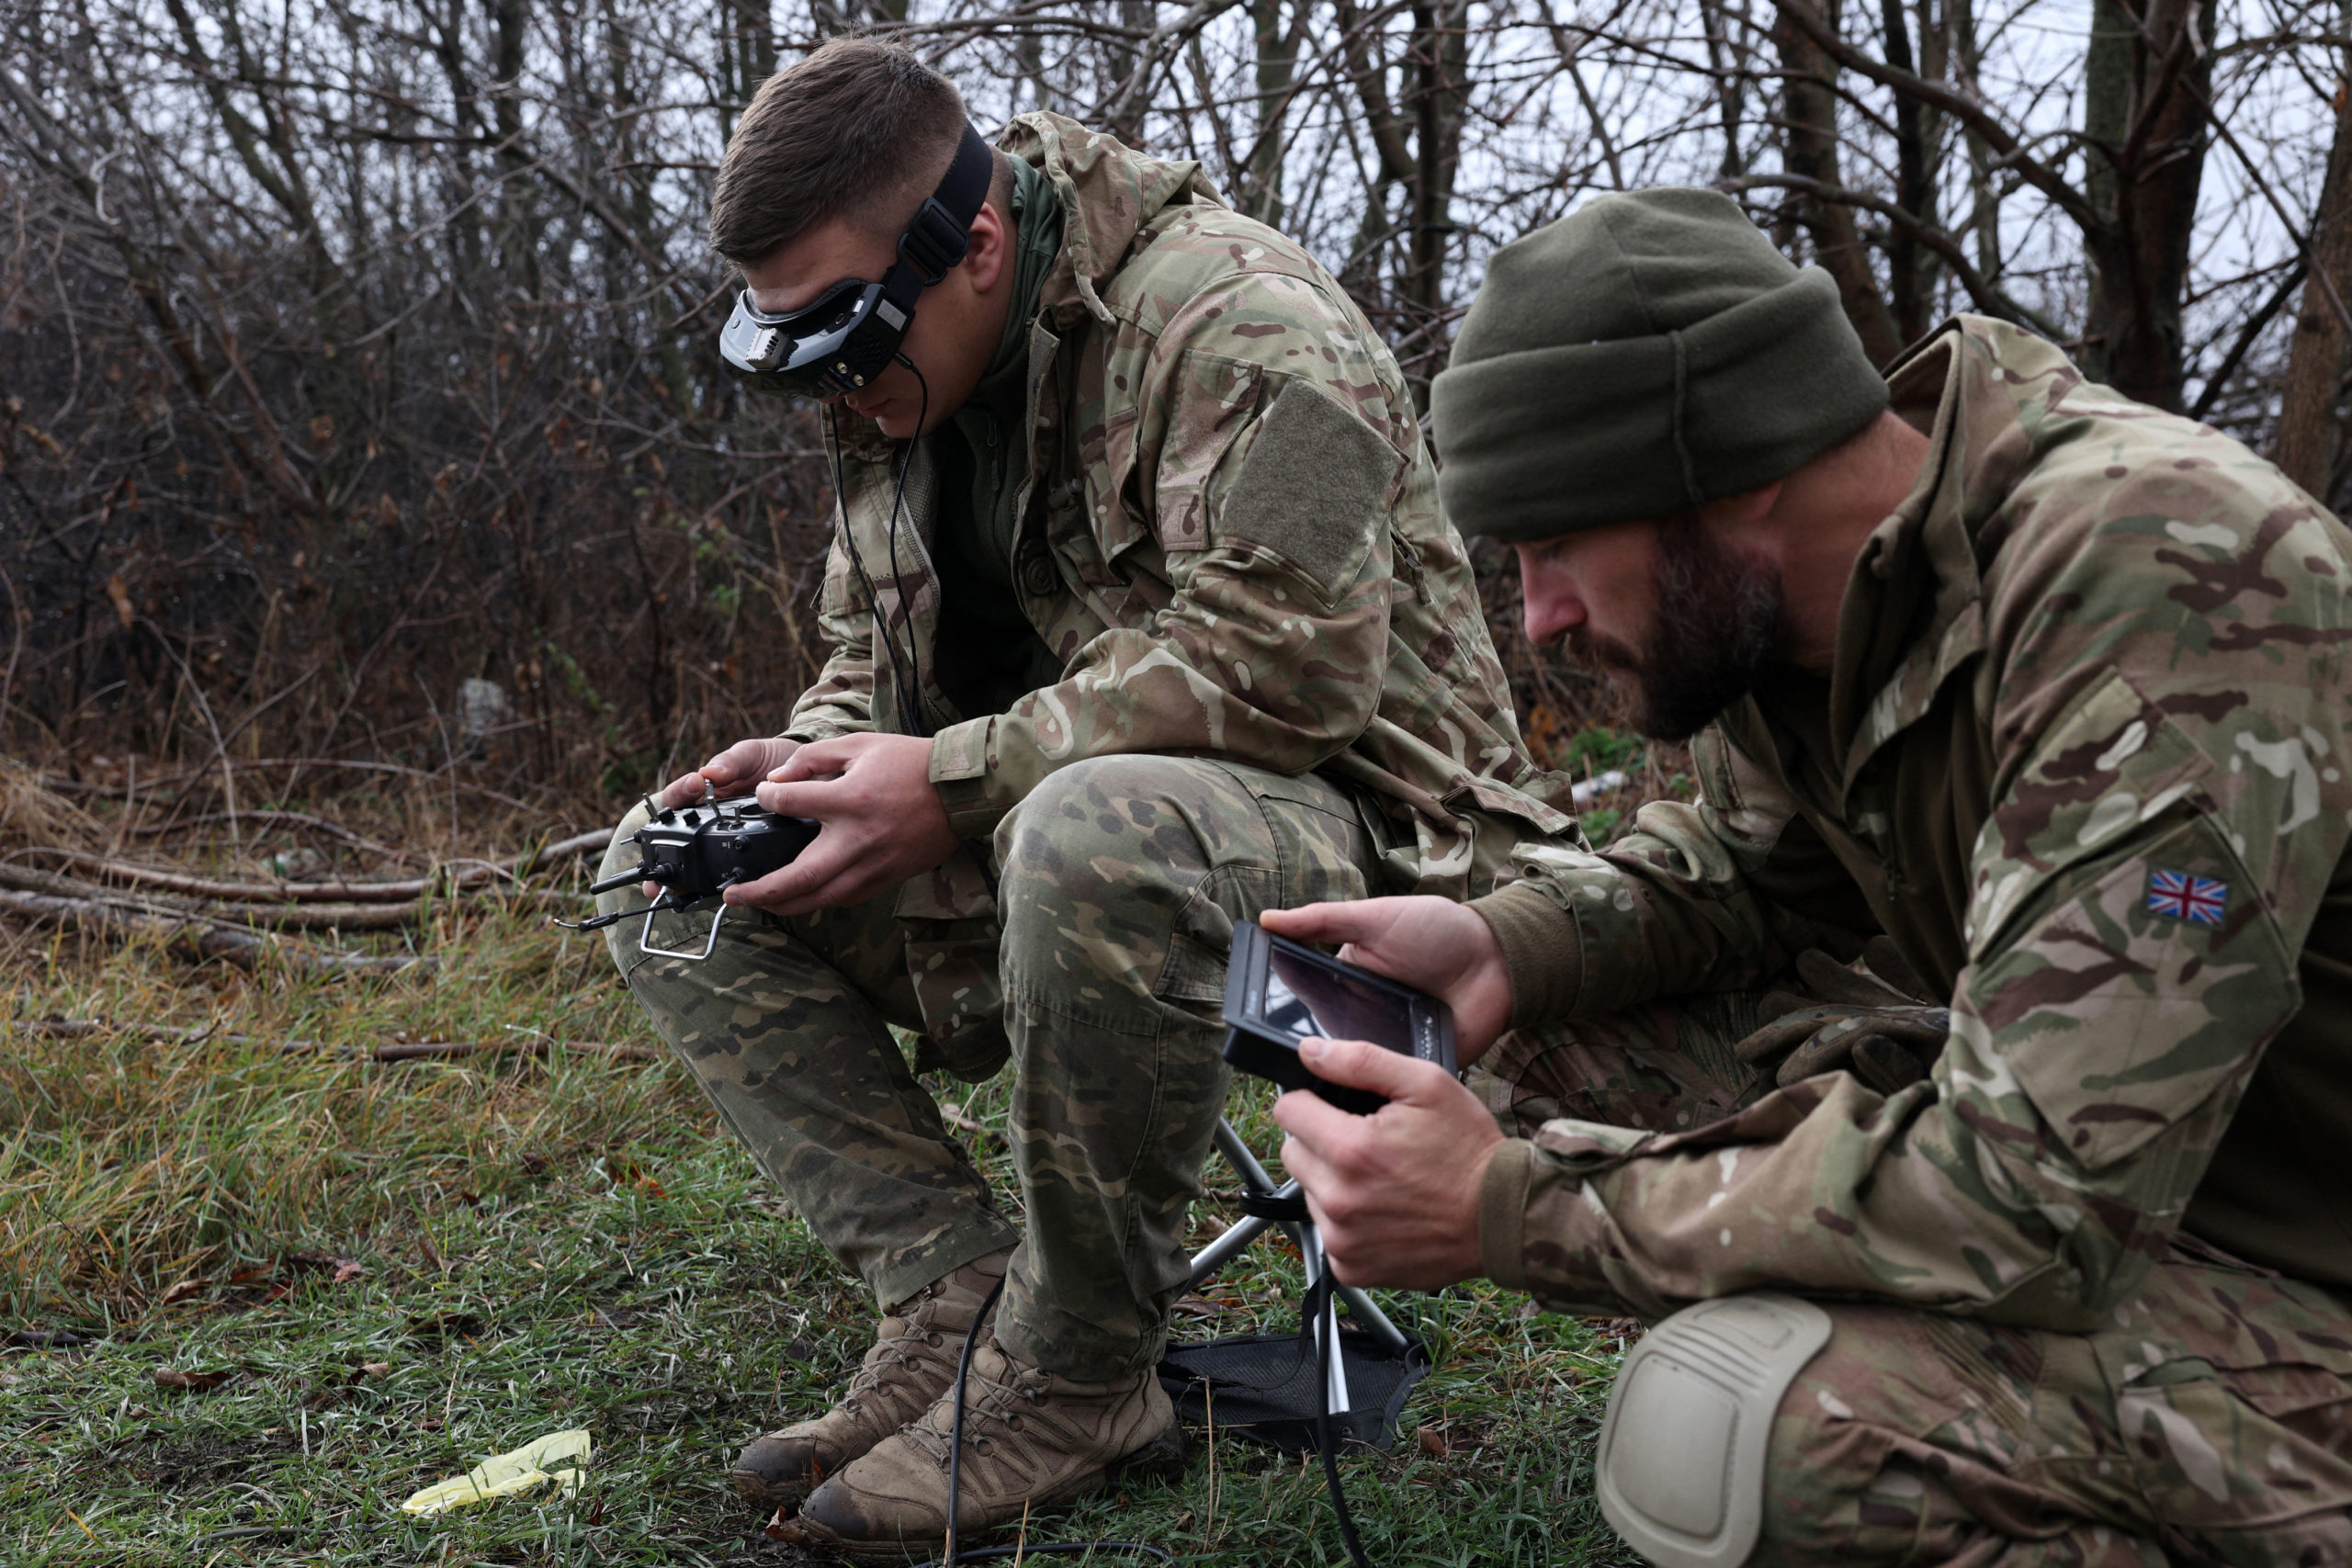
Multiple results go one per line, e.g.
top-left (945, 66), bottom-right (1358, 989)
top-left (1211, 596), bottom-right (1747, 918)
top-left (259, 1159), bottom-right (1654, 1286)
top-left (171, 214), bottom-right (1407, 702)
top-left (718, 123), bottom-right (995, 400)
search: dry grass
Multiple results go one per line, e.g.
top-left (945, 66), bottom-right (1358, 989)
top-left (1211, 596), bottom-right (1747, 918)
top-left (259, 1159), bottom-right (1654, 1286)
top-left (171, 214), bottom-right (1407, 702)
top-left (2, 926), bottom-right (672, 1323)
top-left (0, 759), bottom-right (101, 847)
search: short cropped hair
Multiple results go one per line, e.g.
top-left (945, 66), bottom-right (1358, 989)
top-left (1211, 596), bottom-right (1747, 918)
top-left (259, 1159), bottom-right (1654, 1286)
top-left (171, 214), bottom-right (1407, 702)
top-left (709, 39), bottom-right (969, 265)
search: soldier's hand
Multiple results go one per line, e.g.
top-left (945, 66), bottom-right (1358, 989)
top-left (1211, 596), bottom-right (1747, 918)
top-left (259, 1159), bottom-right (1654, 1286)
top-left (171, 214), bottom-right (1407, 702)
top-left (1273, 1035), bottom-right (1499, 1291)
top-left (642, 737), bottom-right (807, 895)
top-left (654, 737), bottom-right (803, 809)
top-left (1259, 897), bottom-right (1514, 1066)
top-left (1732, 940), bottom-right (1951, 1096)
top-left (729, 733), bottom-right (957, 916)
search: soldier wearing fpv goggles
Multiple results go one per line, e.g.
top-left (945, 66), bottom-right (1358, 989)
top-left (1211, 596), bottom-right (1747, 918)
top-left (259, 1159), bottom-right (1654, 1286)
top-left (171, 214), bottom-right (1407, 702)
top-left (591, 39), bottom-right (1579, 1557)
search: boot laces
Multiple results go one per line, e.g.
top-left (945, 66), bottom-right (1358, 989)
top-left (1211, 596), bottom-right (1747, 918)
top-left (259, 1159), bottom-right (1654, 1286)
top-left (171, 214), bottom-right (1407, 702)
top-left (902, 1361), bottom-right (1038, 1469)
top-left (840, 1287), bottom-right (956, 1407)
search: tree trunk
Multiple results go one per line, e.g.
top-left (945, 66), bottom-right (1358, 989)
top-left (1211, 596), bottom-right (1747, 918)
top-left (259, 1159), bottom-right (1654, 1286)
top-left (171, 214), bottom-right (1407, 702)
top-left (1771, 0), bottom-right (1903, 364)
top-left (1335, 0), bottom-right (1412, 310)
top-left (2276, 56), bottom-right (2352, 500)
top-left (1908, 0), bottom-right (1948, 324)
top-left (717, 0), bottom-right (775, 141)
top-left (1697, 0), bottom-right (1750, 178)
top-left (1876, 0), bottom-right (1931, 342)
top-left (1951, 0), bottom-right (2003, 280)
top-left (1405, 0), bottom-right (1470, 330)
top-left (2079, 0), bottom-right (2216, 409)
top-left (1103, 0), bottom-right (1153, 144)
top-left (492, 0), bottom-right (539, 295)
top-left (1241, 0), bottom-right (1305, 225)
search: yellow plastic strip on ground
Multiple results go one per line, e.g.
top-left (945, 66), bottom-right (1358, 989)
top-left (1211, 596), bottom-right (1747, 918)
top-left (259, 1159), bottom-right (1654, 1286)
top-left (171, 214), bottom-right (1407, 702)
top-left (399, 1427), bottom-right (594, 1516)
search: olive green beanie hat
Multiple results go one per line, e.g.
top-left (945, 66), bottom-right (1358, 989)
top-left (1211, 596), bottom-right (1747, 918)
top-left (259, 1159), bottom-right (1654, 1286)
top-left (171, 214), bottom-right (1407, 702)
top-left (1430, 187), bottom-right (1888, 540)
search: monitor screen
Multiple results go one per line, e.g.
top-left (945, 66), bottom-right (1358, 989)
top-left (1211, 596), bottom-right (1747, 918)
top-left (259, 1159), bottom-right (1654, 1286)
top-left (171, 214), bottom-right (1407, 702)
top-left (1260, 942), bottom-right (1418, 1055)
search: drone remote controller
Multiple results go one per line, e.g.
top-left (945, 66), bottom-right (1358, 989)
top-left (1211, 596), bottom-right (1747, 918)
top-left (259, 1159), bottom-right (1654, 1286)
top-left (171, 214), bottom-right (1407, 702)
top-left (560, 795), bottom-right (820, 960)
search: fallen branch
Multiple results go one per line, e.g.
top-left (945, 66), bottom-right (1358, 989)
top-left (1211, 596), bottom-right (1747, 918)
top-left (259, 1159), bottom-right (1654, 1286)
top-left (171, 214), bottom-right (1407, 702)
top-left (0, 887), bottom-right (426, 975)
top-left (0, 859), bottom-right (592, 933)
top-left (9, 829), bottom-right (610, 905)
top-left (17, 1018), bottom-right (240, 1043)
top-left (11, 1018), bottom-right (659, 1062)
top-left (365, 1039), bottom-right (661, 1064)
top-left (0, 862), bottom-right (414, 931)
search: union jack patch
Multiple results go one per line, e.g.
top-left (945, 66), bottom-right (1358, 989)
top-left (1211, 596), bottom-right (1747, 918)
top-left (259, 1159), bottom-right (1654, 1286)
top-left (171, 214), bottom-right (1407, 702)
top-left (2148, 869), bottom-right (2228, 926)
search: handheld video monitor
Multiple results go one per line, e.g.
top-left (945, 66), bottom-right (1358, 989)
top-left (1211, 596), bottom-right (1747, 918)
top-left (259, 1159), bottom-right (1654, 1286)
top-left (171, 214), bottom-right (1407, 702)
top-left (1221, 920), bottom-right (1457, 1115)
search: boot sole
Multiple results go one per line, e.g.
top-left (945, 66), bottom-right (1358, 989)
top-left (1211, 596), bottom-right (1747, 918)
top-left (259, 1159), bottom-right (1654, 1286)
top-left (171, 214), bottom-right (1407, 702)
top-left (730, 1466), bottom-right (820, 1512)
top-left (780, 1422), bottom-right (1192, 1562)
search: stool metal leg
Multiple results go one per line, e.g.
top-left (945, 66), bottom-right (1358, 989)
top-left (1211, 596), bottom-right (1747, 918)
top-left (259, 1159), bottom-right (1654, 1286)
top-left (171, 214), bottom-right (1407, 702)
top-left (1186, 1209), bottom-right (1275, 1282)
top-left (1299, 1221), bottom-right (1351, 1414)
top-left (1188, 1118), bottom-right (1410, 1354)
top-left (1333, 1278), bottom-right (1409, 1355)
top-left (1212, 1117), bottom-right (1283, 1196)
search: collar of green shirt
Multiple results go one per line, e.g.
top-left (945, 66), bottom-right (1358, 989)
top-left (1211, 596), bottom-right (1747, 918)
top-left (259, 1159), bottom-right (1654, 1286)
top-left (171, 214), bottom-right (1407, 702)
top-left (940, 155), bottom-right (1065, 581)
top-left (964, 154), bottom-right (1065, 423)
top-left (1820, 321), bottom-right (1991, 784)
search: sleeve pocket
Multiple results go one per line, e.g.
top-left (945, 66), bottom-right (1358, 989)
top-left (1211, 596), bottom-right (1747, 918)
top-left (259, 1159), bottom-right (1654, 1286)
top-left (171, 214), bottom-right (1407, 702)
top-left (818, 536), bottom-right (869, 617)
top-left (1216, 378), bottom-right (1402, 600)
top-left (1967, 669), bottom-right (2212, 959)
top-left (1971, 811), bottom-right (2293, 1171)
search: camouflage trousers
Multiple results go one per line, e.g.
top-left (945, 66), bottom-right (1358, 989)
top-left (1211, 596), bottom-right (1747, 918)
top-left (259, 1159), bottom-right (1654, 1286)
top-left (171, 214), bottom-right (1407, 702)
top-left (1475, 1001), bottom-right (2352, 1566)
top-left (599, 755), bottom-right (1383, 1382)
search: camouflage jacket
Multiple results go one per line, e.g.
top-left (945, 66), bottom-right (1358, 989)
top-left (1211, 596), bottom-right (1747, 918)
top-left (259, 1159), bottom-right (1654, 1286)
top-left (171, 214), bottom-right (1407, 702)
top-left (786, 115), bottom-right (1577, 943)
top-left (1471, 317), bottom-right (2352, 1324)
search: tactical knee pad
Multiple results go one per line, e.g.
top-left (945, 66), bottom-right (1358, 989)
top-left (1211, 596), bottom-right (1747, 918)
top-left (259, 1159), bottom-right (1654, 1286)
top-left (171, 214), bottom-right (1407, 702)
top-left (1595, 1292), bottom-right (1831, 1568)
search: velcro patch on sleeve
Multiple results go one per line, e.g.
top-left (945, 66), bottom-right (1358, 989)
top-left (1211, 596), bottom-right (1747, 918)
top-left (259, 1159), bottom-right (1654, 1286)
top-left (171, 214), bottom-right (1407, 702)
top-left (1216, 378), bottom-right (1401, 599)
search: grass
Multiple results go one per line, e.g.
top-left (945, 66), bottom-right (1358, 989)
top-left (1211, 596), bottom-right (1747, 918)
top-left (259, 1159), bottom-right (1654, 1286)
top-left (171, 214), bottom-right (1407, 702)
top-left (0, 794), bottom-right (1640, 1568)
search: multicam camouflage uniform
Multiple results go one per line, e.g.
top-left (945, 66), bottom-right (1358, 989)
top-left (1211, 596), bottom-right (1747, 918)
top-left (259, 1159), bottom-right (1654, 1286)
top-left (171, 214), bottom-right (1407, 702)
top-left (603, 111), bottom-right (1575, 1382)
top-left (1464, 316), bottom-right (2352, 1561)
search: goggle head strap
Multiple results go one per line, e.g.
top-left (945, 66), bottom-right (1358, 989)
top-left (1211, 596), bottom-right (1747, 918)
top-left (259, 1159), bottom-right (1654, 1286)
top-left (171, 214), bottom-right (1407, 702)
top-left (878, 122), bottom-right (995, 317)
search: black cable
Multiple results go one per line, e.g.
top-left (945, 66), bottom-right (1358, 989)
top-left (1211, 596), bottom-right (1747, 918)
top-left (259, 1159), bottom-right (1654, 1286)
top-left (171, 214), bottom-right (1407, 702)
top-left (819, 367), bottom-right (1005, 991)
top-left (880, 354), bottom-right (935, 737)
top-left (928, 1548), bottom-right (1176, 1563)
top-left (1307, 1270), bottom-right (1374, 1568)
top-left (821, 353), bottom-right (936, 739)
top-left (847, 355), bottom-right (1001, 908)
top-left (825, 412), bottom-right (923, 742)
top-left (941, 1270), bottom-right (1004, 1564)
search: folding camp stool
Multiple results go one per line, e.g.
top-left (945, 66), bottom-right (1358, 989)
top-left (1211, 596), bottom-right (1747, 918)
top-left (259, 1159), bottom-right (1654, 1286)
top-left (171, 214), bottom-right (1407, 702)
top-left (1185, 1117), bottom-right (1410, 1413)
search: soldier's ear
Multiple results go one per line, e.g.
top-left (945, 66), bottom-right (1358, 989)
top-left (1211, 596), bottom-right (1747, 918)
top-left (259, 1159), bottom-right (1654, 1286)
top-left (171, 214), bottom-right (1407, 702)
top-left (1697, 479), bottom-right (1782, 533)
top-left (959, 200), bottom-right (1011, 295)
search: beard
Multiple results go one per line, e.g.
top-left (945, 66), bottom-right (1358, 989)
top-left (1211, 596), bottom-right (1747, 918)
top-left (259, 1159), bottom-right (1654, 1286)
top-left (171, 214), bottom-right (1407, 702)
top-left (1570, 514), bottom-right (1785, 741)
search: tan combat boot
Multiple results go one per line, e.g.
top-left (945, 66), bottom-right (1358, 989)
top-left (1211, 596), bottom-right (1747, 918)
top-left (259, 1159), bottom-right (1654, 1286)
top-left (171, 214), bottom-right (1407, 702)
top-left (730, 1253), bottom-right (1009, 1510)
top-left (778, 1337), bottom-right (1185, 1562)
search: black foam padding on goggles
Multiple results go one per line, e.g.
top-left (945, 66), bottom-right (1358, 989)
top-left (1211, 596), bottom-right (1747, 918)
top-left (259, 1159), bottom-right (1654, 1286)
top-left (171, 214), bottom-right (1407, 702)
top-left (719, 123), bottom-right (996, 399)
